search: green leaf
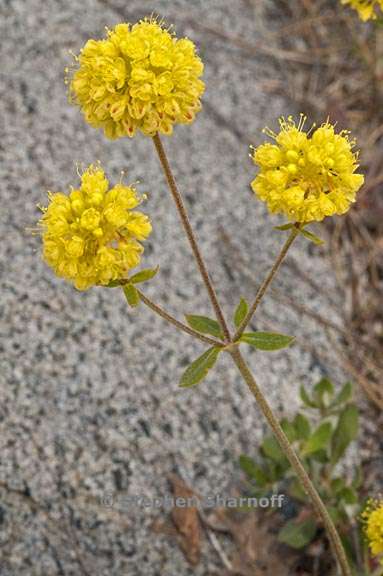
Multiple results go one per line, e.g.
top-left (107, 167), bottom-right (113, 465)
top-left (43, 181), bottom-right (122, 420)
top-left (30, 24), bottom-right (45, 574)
top-left (239, 454), bottom-right (259, 478)
top-left (123, 284), bottom-right (140, 307)
top-left (300, 228), bottom-right (324, 245)
top-left (332, 382), bottom-right (353, 406)
top-left (179, 347), bottom-right (221, 388)
top-left (299, 385), bottom-right (318, 408)
top-left (106, 279), bottom-right (123, 287)
top-left (278, 518), bottom-right (317, 549)
top-left (314, 377), bottom-right (334, 406)
top-left (294, 413), bottom-right (311, 440)
top-left (328, 506), bottom-right (343, 525)
top-left (185, 315), bottom-right (224, 340)
top-left (302, 422), bottom-right (332, 456)
top-left (129, 266), bottom-right (159, 284)
top-left (310, 449), bottom-right (329, 463)
top-left (352, 467), bottom-right (363, 490)
top-left (331, 478), bottom-right (346, 494)
top-left (289, 479), bottom-right (308, 503)
top-left (274, 223), bottom-right (295, 231)
top-left (266, 460), bottom-right (285, 483)
top-left (261, 437), bottom-right (286, 463)
top-left (281, 418), bottom-right (297, 442)
top-left (331, 405), bottom-right (359, 465)
top-left (240, 331), bottom-right (295, 351)
top-left (239, 455), bottom-right (268, 486)
top-left (339, 487), bottom-right (358, 505)
top-left (234, 297), bottom-right (249, 328)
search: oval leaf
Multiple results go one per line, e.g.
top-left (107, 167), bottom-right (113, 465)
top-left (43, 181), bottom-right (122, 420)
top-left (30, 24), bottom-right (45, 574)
top-left (302, 422), bottom-right (332, 456)
top-left (240, 331), bottom-right (295, 351)
top-left (239, 455), bottom-right (268, 486)
top-left (185, 315), bottom-right (224, 340)
top-left (281, 418), bottom-right (297, 442)
top-left (331, 404), bottom-right (358, 465)
top-left (278, 518), bottom-right (317, 549)
top-left (314, 377), bottom-right (334, 407)
top-left (234, 297), bottom-right (249, 328)
top-left (294, 413), bottom-right (311, 440)
top-left (299, 385), bottom-right (318, 408)
top-left (179, 347), bottom-right (221, 388)
top-left (261, 437), bottom-right (287, 464)
top-left (129, 266), bottom-right (159, 284)
top-left (332, 381), bottom-right (353, 407)
top-left (123, 284), bottom-right (140, 307)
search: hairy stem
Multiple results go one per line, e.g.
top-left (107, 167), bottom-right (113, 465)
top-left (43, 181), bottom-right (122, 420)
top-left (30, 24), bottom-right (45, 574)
top-left (152, 133), bottom-right (231, 342)
top-left (234, 226), bottom-right (300, 340)
top-left (229, 346), bottom-right (351, 576)
top-left (136, 288), bottom-right (223, 347)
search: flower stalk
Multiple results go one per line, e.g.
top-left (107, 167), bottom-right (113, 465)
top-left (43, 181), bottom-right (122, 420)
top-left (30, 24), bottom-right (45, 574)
top-left (152, 133), bottom-right (231, 342)
top-left (234, 224), bottom-right (300, 340)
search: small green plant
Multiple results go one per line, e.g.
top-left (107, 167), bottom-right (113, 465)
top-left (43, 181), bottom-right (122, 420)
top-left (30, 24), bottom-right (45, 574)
top-left (240, 378), bottom-right (369, 571)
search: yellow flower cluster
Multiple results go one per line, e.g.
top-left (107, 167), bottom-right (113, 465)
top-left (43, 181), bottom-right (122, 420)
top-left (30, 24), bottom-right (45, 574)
top-left (251, 116), bottom-right (364, 223)
top-left (39, 165), bottom-right (152, 290)
top-left (69, 18), bottom-right (205, 139)
top-left (362, 499), bottom-right (383, 564)
top-left (341, 0), bottom-right (383, 20)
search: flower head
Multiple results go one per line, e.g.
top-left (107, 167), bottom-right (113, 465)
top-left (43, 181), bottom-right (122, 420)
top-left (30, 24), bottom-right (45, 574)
top-left (69, 18), bottom-right (205, 139)
top-left (251, 115), bottom-right (364, 223)
top-left (341, 0), bottom-right (383, 21)
top-left (39, 164), bottom-right (152, 290)
top-left (362, 499), bottom-right (383, 564)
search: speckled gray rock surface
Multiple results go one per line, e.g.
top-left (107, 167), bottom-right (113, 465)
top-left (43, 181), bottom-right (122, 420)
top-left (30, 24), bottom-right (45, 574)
top-left (1, 1), bottom-right (350, 574)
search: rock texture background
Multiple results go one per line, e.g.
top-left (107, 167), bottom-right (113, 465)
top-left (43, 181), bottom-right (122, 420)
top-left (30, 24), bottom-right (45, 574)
top-left (1, 1), bottom-right (349, 574)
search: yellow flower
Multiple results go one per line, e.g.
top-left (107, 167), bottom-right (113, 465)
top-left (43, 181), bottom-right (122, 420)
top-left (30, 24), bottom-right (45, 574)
top-left (69, 18), bottom-right (205, 139)
top-left (251, 115), bottom-right (364, 223)
top-left (39, 164), bottom-right (152, 290)
top-left (341, 0), bottom-right (383, 20)
top-left (362, 499), bottom-right (383, 564)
